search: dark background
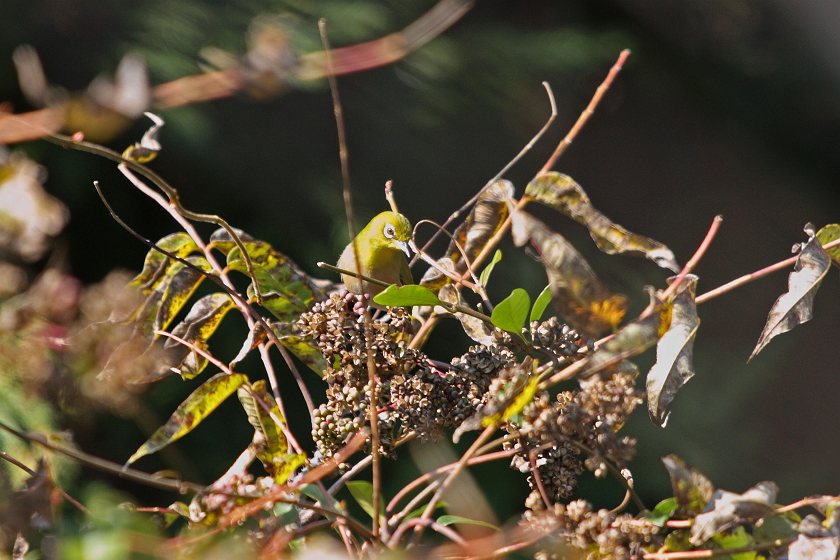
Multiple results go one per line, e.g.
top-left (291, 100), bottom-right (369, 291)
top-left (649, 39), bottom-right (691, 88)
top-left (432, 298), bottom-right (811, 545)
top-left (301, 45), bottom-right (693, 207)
top-left (3, 0), bottom-right (839, 520)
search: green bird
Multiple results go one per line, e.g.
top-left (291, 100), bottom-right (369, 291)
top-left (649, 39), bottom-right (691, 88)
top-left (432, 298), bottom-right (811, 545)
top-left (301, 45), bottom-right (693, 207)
top-left (337, 211), bottom-right (413, 297)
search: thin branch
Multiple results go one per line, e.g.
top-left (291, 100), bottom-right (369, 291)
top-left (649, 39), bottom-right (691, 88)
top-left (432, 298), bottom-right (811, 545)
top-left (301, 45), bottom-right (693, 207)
top-left (389, 517), bottom-right (468, 549)
top-left (660, 215), bottom-right (723, 301)
top-left (540, 49), bottom-right (631, 173)
top-left (643, 539), bottom-right (793, 559)
top-left (696, 237), bottom-right (840, 305)
top-left (0, 452), bottom-right (90, 515)
top-left (319, 17), bottom-right (383, 539)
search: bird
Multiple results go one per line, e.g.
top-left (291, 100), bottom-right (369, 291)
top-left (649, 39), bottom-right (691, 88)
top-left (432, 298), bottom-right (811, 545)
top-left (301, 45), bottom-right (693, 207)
top-left (337, 211), bottom-right (413, 297)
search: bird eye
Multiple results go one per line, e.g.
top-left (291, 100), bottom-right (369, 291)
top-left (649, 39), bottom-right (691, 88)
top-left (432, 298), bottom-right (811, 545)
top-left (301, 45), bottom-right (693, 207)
top-left (383, 224), bottom-right (395, 239)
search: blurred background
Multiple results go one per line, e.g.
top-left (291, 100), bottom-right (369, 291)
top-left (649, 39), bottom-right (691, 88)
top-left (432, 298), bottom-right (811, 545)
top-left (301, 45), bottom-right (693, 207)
top-left (2, 0), bottom-right (839, 528)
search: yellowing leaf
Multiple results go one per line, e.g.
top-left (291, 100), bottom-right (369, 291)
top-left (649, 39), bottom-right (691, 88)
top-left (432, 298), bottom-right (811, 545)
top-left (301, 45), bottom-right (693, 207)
top-left (515, 210), bottom-right (627, 337)
top-left (749, 233), bottom-right (831, 362)
top-left (525, 172), bottom-right (679, 272)
top-left (167, 292), bottom-right (236, 379)
top-left (647, 275), bottom-right (700, 427)
top-left (272, 321), bottom-right (328, 377)
top-left (126, 372), bottom-right (248, 466)
top-left (816, 223), bottom-right (840, 266)
top-left (421, 180), bottom-right (513, 290)
top-left (131, 232), bottom-right (199, 294)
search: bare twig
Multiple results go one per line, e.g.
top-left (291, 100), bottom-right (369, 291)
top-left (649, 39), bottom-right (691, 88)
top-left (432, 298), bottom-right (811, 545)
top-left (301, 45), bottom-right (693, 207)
top-left (643, 539), bottom-right (793, 559)
top-left (660, 215), bottom-right (723, 302)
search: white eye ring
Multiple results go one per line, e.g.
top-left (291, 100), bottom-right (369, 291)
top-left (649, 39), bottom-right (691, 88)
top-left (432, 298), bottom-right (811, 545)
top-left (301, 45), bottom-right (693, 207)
top-left (383, 224), bottom-right (396, 239)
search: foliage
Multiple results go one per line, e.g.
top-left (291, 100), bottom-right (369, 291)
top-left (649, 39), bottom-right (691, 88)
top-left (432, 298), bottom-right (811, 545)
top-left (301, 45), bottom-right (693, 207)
top-left (1, 4), bottom-right (840, 559)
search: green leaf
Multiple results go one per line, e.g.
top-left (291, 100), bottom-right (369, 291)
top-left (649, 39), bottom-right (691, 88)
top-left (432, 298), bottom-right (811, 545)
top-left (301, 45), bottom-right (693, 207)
top-left (491, 288), bottom-right (530, 333)
top-left (167, 293), bottom-right (236, 380)
top-left (816, 223), bottom-right (840, 266)
top-left (274, 327), bottom-right (328, 377)
top-left (713, 527), bottom-right (756, 560)
top-left (347, 481), bottom-right (385, 522)
top-left (643, 498), bottom-right (679, 527)
top-left (126, 372), bottom-right (247, 466)
top-left (749, 231), bottom-right (831, 362)
top-left (437, 515), bottom-right (499, 531)
top-left (373, 283), bottom-right (442, 307)
top-left (479, 249), bottom-right (502, 287)
top-left (132, 256), bottom-right (211, 337)
top-left (131, 233), bottom-right (199, 293)
top-left (530, 284), bottom-right (552, 323)
top-left (647, 275), bottom-right (700, 427)
top-left (237, 380), bottom-right (306, 484)
top-left (420, 180), bottom-right (513, 290)
top-left (525, 172), bottom-right (679, 272)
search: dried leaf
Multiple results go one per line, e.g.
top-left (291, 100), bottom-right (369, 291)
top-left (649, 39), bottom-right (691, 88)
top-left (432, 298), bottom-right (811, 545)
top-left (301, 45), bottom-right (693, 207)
top-left (437, 284), bottom-right (495, 345)
top-left (421, 180), bottom-right (514, 290)
top-left (749, 233), bottom-right (831, 362)
top-left (689, 481), bottom-right (778, 545)
top-left (816, 223), bottom-right (840, 266)
top-left (213, 231), bottom-right (329, 322)
top-left (788, 535), bottom-right (839, 560)
top-left (237, 380), bottom-right (305, 484)
top-left (167, 293), bottom-right (236, 379)
top-left (126, 372), bottom-right (248, 466)
top-left (514, 211), bottom-right (627, 337)
top-left (647, 275), bottom-right (700, 427)
top-left (525, 172), bottom-right (679, 272)
top-left (662, 454), bottom-right (714, 516)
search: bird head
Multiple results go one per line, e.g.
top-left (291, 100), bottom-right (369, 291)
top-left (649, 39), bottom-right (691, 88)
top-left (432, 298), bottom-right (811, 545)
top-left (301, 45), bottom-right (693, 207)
top-left (364, 211), bottom-right (412, 258)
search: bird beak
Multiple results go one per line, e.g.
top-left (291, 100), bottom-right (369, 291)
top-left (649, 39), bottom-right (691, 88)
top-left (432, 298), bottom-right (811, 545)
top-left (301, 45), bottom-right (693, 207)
top-left (396, 239), bottom-right (411, 258)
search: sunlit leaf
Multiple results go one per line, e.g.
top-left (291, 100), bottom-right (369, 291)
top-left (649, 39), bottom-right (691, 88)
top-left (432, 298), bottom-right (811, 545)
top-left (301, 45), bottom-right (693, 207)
top-left (749, 232), bottom-right (831, 362)
top-left (420, 180), bottom-right (514, 290)
top-left (437, 515), bottom-right (499, 531)
top-left (126, 372), bottom-right (247, 466)
top-left (212, 230), bottom-right (330, 322)
top-left (131, 232), bottom-right (199, 293)
top-left (815, 223), bottom-right (840, 266)
top-left (347, 481), bottom-right (385, 523)
top-left (237, 380), bottom-right (305, 483)
top-left (525, 172), bottom-right (680, 272)
top-left (530, 284), bottom-right (552, 323)
top-left (713, 526), bottom-right (756, 560)
top-left (167, 292), bottom-right (236, 379)
top-left (514, 210), bottom-right (627, 337)
top-left (479, 249), bottom-right (502, 287)
top-left (490, 288), bottom-right (530, 334)
top-left (647, 275), bottom-right (700, 427)
top-left (373, 283), bottom-right (442, 307)
top-left (689, 481), bottom-right (777, 546)
top-left (581, 293), bottom-right (669, 378)
top-left (132, 256), bottom-right (211, 337)
top-left (662, 454), bottom-right (714, 516)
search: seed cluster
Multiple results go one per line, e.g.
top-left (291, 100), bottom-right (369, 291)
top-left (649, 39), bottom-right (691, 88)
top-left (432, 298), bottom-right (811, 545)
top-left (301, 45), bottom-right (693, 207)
top-left (530, 317), bottom-right (591, 360)
top-left (528, 499), bottom-right (661, 560)
top-left (298, 294), bottom-right (515, 457)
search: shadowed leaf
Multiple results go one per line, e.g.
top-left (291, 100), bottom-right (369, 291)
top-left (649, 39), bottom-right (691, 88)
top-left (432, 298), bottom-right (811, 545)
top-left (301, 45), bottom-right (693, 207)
top-left (491, 288), bottom-right (530, 334)
top-left (749, 232), bottom-right (830, 362)
top-left (479, 249), bottom-right (502, 287)
top-left (643, 498), bottom-right (679, 527)
top-left (373, 284), bottom-right (442, 307)
top-left (662, 454), bottom-right (714, 516)
top-left (130, 232), bottom-right (199, 293)
top-left (347, 481), bottom-right (385, 523)
top-left (212, 229), bottom-right (330, 322)
top-left (437, 515), bottom-right (499, 531)
top-left (167, 292), bottom-right (236, 379)
top-left (690, 481), bottom-right (778, 545)
top-left (514, 210), bottom-right (627, 337)
top-left (530, 284), bottom-right (552, 323)
top-left (647, 275), bottom-right (700, 427)
top-left (127, 372), bottom-right (247, 466)
top-left (525, 172), bottom-right (679, 272)
top-left (816, 223), bottom-right (840, 266)
top-left (421, 180), bottom-right (514, 290)
top-left (238, 380), bottom-right (305, 484)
